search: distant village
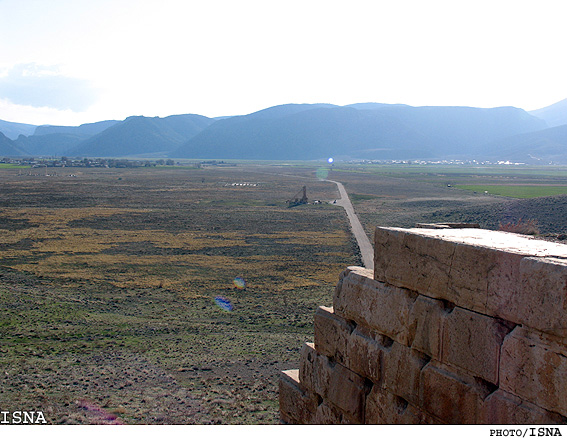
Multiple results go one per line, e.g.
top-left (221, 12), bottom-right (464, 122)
top-left (348, 159), bottom-right (528, 166)
top-left (0, 157), bottom-right (238, 168)
top-left (0, 156), bottom-right (527, 169)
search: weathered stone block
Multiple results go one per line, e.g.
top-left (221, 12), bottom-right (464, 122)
top-left (374, 227), bottom-right (457, 304)
top-left (312, 400), bottom-right (358, 424)
top-left (374, 227), bottom-right (567, 335)
top-left (299, 342), bottom-right (367, 422)
top-left (443, 240), bottom-right (506, 313)
top-left (374, 227), bottom-right (510, 313)
top-left (382, 341), bottom-right (429, 405)
top-left (489, 257), bottom-right (567, 338)
top-left (333, 266), bottom-right (416, 345)
top-left (482, 389), bottom-right (567, 424)
top-left (314, 306), bottom-right (353, 365)
top-left (345, 325), bottom-right (386, 382)
top-left (311, 401), bottom-right (342, 424)
top-left (333, 266), bottom-right (370, 301)
top-left (279, 369), bottom-right (318, 424)
top-left (442, 306), bottom-right (513, 384)
top-left (366, 385), bottom-right (443, 424)
top-left (500, 327), bottom-right (567, 415)
top-left (326, 362), bottom-right (367, 422)
top-left (299, 342), bottom-right (330, 398)
top-left (419, 361), bottom-right (492, 424)
top-left (409, 295), bottom-right (447, 360)
top-left (314, 307), bottom-right (386, 383)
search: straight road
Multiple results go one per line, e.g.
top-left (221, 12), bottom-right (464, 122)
top-left (326, 180), bottom-right (374, 270)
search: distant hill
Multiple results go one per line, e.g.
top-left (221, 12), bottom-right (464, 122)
top-left (243, 103), bottom-right (339, 120)
top-left (68, 114), bottom-right (213, 157)
top-left (529, 99), bottom-right (567, 128)
top-left (0, 119), bottom-right (37, 140)
top-left (0, 131), bottom-right (28, 156)
top-left (34, 120), bottom-right (119, 137)
top-left (478, 124), bottom-right (567, 164)
top-left (12, 120), bottom-right (120, 156)
top-left (171, 104), bottom-right (547, 160)
top-left (346, 102), bottom-right (410, 110)
top-left (15, 132), bottom-right (89, 156)
top-left (2, 101), bottom-right (564, 161)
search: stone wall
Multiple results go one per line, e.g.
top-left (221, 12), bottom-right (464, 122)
top-left (279, 226), bottom-right (567, 424)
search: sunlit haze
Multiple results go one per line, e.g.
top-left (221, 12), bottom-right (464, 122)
top-left (1, 0), bottom-right (566, 126)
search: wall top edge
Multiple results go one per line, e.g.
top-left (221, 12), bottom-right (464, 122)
top-left (375, 226), bottom-right (567, 260)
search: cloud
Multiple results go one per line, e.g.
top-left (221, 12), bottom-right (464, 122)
top-left (0, 63), bottom-right (98, 112)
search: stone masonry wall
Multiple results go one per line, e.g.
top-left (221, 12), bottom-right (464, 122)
top-left (279, 226), bottom-right (567, 424)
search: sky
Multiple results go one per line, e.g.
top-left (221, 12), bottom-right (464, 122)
top-left (0, 0), bottom-right (566, 126)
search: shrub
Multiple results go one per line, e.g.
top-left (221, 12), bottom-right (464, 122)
top-left (498, 218), bottom-right (540, 235)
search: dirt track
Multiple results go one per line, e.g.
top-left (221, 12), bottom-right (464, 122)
top-left (326, 179), bottom-right (374, 270)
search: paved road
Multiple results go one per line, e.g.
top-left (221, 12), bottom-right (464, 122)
top-left (326, 180), bottom-right (374, 270)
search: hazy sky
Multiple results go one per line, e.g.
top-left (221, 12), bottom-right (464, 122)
top-left (1, 0), bottom-right (566, 126)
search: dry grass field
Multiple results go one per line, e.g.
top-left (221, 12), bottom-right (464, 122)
top-left (2, 162), bottom-right (566, 425)
top-left (0, 164), bottom-right (358, 424)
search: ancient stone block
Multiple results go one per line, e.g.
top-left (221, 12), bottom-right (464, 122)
top-left (482, 389), bottom-right (567, 424)
top-left (333, 266), bottom-right (416, 345)
top-left (409, 295), bottom-right (447, 360)
top-left (419, 361), bottom-right (493, 424)
top-left (345, 324), bottom-right (386, 382)
top-left (314, 306), bottom-right (353, 365)
top-left (299, 342), bottom-right (330, 398)
top-left (365, 385), bottom-right (443, 424)
top-left (311, 401), bottom-right (343, 424)
top-left (312, 400), bottom-right (359, 424)
top-left (442, 306), bottom-right (513, 384)
top-left (374, 227), bottom-right (567, 335)
top-left (500, 327), bottom-right (567, 415)
top-left (314, 307), bottom-right (386, 383)
top-left (333, 266), bottom-right (368, 302)
top-left (374, 227), bottom-right (511, 313)
top-left (489, 257), bottom-right (567, 338)
top-left (441, 240), bottom-right (505, 313)
top-left (374, 227), bottom-right (457, 303)
top-left (326, 362), bottom-right (368, 423)
top-left (279, 369), bottom-right (318, 424)
top-left (299, 342), bottom-right (367, 423)
top-left (382, 341), bottom-right (429, 405)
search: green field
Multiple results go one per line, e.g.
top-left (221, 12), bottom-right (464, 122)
top-left (455, 185), bottom-right (567, 198)
top-left (334, 164), bottom-right (567, 179)
top-left (0, 164), bottom-right (28, 169)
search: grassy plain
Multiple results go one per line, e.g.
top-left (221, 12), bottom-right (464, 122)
top-left (0, 164), bottom-right (27, 169)
top-left (1, 162), bottom-right (567, 425)
top-left (454, 185), bottom-right (567, 198)
top-left (0, 164), bottom-right (358, 424)
top-left (331, 163), bottom-right (567, 238)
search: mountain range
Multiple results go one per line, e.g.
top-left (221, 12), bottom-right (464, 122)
top-left (1, 100), bottom-right (567, 163)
